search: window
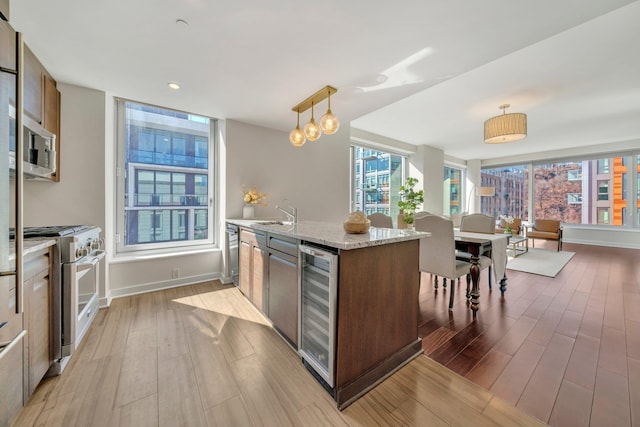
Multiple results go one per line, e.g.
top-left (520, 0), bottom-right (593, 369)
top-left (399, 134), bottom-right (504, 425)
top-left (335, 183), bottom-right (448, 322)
top-left (567, 168), bottom-right (582, 181)
top-left (351, 146), bottom-right (405, 218)
top-left (533, 156), bottom-right (633, 226)
top-left (443, 166), bottom-right (464, 215)
top-left (567, 193), bottom-right (582, 204)
top-left (116, 99), bottom-right (215, 253)
top-left (597, 180), bottom-right (609, 201)
top-left (480, 165), bottom-right (529, 220)
top-left (597, 159), bottom-right (609, 174)
top-left (597, 207), bottom-right (610, 224)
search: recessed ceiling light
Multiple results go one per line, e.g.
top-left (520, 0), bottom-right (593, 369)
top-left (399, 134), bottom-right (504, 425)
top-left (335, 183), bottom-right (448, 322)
top-left (168, 82), bottom-right (181, 90)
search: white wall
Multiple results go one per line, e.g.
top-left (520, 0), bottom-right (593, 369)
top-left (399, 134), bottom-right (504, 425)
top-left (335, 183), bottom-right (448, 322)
top-left (406, 145), bottom-right (444, 215)
top-left (225, 120), bottom-right (351, 222)
top-left (19, 83), bottom-right (108, 300)
top-left (109, 115), bottom-right (351, 299)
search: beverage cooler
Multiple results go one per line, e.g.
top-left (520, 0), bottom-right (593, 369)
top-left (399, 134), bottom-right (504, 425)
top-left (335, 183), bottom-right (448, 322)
top-left (298, 243), bottom-right (338, 390)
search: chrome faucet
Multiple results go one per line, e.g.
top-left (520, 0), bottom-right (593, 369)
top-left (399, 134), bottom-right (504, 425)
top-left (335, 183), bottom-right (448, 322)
top-left (275, 199), bottom-right (298, 224)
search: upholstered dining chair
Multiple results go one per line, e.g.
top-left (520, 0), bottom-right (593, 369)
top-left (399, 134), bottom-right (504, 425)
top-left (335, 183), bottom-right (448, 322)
top-left (414, 211), bottom-right (434, 220)
top-left (415, 215), bottom-right (471, 310)
top-left (459, 213), bottom-right (496, 234)
top-left (367, 212), bottom-right (393, 228)
top-left (458, 213), bottom-right (494, 288)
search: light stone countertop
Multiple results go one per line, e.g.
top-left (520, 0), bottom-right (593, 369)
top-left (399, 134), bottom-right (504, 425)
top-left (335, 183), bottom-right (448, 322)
top-left (227, 219), bottom-right (429, 250)
top-left (8, 238), bottom-right (56, 263)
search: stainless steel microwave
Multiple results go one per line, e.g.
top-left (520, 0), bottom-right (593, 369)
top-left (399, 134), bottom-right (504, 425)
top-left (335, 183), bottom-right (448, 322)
top-left (8, 105), bottom-right (56, 179)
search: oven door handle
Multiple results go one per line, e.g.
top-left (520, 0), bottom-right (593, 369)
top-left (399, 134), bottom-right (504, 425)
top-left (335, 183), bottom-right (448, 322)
top-left (75, 250), bottom-right (106, 273)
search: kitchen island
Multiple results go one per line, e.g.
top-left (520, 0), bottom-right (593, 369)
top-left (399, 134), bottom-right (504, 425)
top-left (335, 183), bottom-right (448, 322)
top-left (227, 219), bottom-right (429, 409)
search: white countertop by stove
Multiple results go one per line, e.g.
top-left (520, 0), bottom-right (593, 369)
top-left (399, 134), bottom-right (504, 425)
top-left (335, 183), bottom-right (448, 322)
top-left (227, 219), bottom-right (429, 250)
top-left (8, 238), bottom-right (57, 262)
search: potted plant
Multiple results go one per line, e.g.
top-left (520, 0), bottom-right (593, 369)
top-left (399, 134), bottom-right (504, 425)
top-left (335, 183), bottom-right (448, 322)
top-left (397, 177), bottom-right (424, 228)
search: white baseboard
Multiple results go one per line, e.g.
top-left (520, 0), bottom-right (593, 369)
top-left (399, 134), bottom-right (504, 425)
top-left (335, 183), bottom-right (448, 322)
top-left (563, 238), bottom-right (640, 250)
top-left (105, 272), bottom-right (222, 303)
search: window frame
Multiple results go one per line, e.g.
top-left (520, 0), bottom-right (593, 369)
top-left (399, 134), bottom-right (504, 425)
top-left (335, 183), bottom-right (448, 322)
top-left (349, 144), bottom-right (407, 218)
top-left (115, 98), bottom-right (218, 255)
top-left (482, 149), bottom-right (639, 229)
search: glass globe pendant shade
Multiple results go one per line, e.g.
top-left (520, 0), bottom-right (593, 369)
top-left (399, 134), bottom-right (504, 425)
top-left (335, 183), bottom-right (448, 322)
top-left (320, 109), bottom-right (339, 134)
top-left (289, 111), bottom-right (306, 147)
top-left (304, 118), bottom-right (322, 141)
top-left (289, 126), bottom-right (306, 147)
top-left (303, 102), bottom-right (322, 141)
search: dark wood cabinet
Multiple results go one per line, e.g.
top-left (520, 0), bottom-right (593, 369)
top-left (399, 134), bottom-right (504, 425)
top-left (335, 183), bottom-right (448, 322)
top-left (239, 228), bottom-right (266, 312)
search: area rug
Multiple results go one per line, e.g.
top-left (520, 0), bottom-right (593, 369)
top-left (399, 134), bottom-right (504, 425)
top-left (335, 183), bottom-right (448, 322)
top-left (506, 248), bottom-right (575, 277)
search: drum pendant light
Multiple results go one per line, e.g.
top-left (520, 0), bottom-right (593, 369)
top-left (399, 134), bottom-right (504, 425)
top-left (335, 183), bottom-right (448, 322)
top-left (484, 104), bottom-right (527, 144)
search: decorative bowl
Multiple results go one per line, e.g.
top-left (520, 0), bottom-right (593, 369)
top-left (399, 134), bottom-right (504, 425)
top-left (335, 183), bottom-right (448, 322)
top-left (343, 220), bottom-right (370, 234)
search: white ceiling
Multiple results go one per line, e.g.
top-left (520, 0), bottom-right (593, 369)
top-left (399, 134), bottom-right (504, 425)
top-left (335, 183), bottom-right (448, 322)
top-left (10, 0), bottom-right (640, 160)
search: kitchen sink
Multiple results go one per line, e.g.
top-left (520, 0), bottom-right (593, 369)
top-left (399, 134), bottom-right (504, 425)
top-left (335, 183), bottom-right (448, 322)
top-left (255, 220), bottom-right (294, 226)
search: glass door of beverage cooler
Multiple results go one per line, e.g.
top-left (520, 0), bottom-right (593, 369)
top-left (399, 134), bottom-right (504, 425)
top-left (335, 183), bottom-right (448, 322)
top-left (298, 243), bottom-right (338, 388)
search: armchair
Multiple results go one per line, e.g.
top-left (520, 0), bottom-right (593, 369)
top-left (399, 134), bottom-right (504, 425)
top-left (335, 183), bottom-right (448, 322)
top-left (496, 218), bottom-right (522, 235)
top-left (526, 219), bottom-right (563, 251)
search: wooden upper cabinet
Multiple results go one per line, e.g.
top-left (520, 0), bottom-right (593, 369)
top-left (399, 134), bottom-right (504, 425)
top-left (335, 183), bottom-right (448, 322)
top-left (24, 45), bottom-right (43, 124)
top-left (43, 75), bottom-right (61, 181)
top-left (0, 0), bottom-right (9, 21)
top-left (24, 44), bottom-right (61, 181)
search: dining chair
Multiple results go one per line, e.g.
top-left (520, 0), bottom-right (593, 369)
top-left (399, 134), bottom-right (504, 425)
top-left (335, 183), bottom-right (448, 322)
top-left (458, 213), bottom-right (494, 288)
top-left (367, 212), bottom-right (393, 228)
top-left (459, 213), bottom-right (496, 234)
top-left (414, 211), bottom-right (434, 220)
top-left (415, 215), bottom-right (471, 310)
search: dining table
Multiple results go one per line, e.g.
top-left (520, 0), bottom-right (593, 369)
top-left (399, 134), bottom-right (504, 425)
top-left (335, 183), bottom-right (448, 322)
top-left (454, 231), bottom-right (509, 313)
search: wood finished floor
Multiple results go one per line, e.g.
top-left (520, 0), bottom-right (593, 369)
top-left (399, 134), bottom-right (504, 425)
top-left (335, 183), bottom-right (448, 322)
top-left (419, 241), bottom-right (640, 426)
top-left (12, 280), bottom-right (546, 426)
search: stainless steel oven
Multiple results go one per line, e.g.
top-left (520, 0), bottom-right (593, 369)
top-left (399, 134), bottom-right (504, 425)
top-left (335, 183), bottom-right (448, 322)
top-left (61, 231), bottom-right (104, 358)
top-left (17, 225), bottom-right (104, 375)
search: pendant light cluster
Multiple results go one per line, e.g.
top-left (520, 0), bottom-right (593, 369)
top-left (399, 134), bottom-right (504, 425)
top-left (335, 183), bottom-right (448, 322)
top-left (289, 85), bottom-right (340, 147)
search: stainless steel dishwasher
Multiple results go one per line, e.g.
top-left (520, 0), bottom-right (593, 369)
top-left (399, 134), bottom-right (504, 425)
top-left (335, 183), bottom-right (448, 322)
top-left (225, 224), bottom-right (239, 285)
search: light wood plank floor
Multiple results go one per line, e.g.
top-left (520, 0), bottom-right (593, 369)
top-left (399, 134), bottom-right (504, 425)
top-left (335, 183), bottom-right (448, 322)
top-left (13, 280), bottom-right (545, 426)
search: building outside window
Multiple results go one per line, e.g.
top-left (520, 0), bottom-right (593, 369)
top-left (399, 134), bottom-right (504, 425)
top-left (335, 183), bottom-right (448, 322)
top-left (533, 156), bottom-right (632, 226)
top-left (480, 165), bottom-right (528, 220)
top-left (443, 166), bottom-right (463, 215)
top-left (352, 146), bottom-right (405, 220)
top-left (116, 99), bottom-right (215, 253)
